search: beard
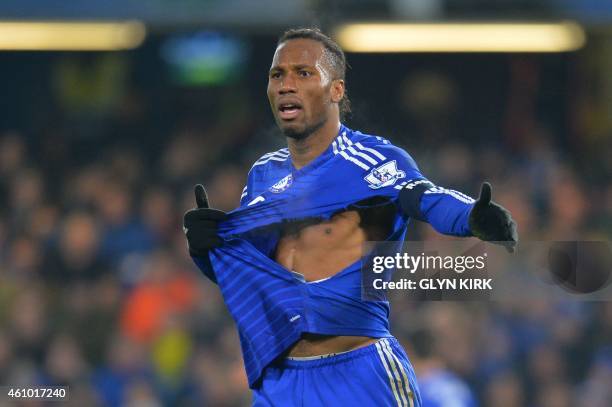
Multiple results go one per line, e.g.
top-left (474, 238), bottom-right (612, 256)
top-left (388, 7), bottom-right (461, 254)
top-left (279, 115), bottom-right (328, 140)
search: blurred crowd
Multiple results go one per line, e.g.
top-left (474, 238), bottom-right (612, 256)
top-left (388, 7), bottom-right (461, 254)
top-left (0, 48), bottom-right (611, 407)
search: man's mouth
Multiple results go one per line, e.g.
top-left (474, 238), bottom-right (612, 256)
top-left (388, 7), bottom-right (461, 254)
top-left (278, 103), bottom-right (302, 120)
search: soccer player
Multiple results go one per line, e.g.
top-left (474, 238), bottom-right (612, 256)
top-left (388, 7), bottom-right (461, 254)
top-left (183, 28), bottom-right (517, 406)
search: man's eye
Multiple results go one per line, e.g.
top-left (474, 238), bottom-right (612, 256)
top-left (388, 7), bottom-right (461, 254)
top-left (298, 70), bottom-right (311, 77)
top-left (270, 72), bottom-right (281, 79)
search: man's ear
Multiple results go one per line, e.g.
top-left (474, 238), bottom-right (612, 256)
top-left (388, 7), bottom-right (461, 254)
top-left (331, 79), bottom-right (345, 103)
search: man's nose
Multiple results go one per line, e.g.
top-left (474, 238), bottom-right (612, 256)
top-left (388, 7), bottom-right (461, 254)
top-left (279, 74), bottom-right (297, 94)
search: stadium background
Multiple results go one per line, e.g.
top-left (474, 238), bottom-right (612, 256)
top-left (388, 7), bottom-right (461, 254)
top-left (0, 0), bottom-right (611, 406)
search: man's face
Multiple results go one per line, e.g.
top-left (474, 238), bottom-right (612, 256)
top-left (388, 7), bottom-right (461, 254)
top-left (267, 39), bottom-right (342, 139)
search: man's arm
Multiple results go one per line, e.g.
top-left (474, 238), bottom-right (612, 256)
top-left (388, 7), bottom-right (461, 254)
top-left (398, 178), bottom-right (474, 236)
top-left (357, 140), bottom-right (517, 251)
top-left (399, 179), bottom-right (518, 252)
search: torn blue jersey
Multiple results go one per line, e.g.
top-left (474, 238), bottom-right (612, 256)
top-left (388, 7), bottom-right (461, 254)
top-left (192, 124), bottom-right (475, 387)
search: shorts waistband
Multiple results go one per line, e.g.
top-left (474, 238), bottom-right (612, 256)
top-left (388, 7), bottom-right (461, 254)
top-left (286, 346), bottom-right (357, 361)
top-left (276, 337), bottom-right (398, 369)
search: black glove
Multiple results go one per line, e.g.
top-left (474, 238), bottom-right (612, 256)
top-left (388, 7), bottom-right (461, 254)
top-left (469, 182), bottom-right (518, 253)
top-left (183, 184), bottom-right (227, 257)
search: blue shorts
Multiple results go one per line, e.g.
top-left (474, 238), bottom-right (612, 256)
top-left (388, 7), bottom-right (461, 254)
top-left (252, 337), bottom-right (421, 406)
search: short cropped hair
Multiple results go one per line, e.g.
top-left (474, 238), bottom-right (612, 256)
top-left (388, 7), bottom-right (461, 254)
top-left (278, 28), bottom-right (351, 120)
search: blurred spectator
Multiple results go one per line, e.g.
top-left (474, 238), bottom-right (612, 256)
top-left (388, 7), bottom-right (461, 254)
top-left (9, 286), bottom-right (49, 364)
top-left (92, 334), bottom-right (154, 406)
top-left (45, 211), bottom-right (108, 282)
top-left (484, 371), bottom-right (525, 407)
top-left (409, 329), bottom-right (478, 407)
top-left (96, 180), bottom-right (155, 260)
top-left (42, 333), bottom-right (89, 386)
top-left (120, 251), bottom-right (197, 344)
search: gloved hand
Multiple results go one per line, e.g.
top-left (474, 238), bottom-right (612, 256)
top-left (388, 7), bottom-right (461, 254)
top-left (469, 182), bottom-right (518, 253)
top-left (183, 184), bottom-right (227, 257)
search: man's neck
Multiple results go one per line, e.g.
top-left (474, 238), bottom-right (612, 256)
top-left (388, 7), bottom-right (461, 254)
top-left (287, 120), bottom-right (341, 169)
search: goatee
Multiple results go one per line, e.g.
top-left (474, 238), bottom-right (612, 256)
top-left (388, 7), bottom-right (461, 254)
top-left (282, 127), bottom-right (309, 140)
top-left (280, 117), bottom-right (327, 141)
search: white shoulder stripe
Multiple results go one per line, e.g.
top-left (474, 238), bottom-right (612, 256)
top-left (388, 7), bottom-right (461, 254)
top-left (355, 142), bottom-right (386, 160)
top-left (332, 140), bottom-right (371, 170)
top-left (252, 148), bottom-right (291, 168)
top-left (332, 132), bottom-right (385, 171)
top-left (339, 150), bottom-right (370, 170)
top-left (347, 145), bottom-right (378, 165)
top-left (337, 134), bottom-right (346, 150)
top-left (341, 134), bottom-right (379, 165)
top-left (252, 155), bottom-right (289, 167)
top-left (257, 150), bottom-right (289, 161)
top-left (341, 133), bottom-right (352, 145)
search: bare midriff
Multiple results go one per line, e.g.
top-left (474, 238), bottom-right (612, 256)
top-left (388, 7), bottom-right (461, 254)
top-left (274, 209), bottom-right (383, 357)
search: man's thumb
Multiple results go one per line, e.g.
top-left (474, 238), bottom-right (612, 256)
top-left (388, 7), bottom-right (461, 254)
top-left (194, 184), bottom-right (209, 209)
top-left (477, 182), bottom-right (492, 207)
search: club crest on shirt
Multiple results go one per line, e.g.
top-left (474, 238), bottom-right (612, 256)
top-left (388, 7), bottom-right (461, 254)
top-left (364, 160), bottom-right (406, 189)
top-left (269, 174), bottom-right (293, 193)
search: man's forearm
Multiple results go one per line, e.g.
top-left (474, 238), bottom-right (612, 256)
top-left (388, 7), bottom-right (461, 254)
top-left (399, 180), bottom-right (518, 251)
top-left (398, 179), bottom-right (474, 236)
top-left (419, 192), bottom-right (474, 236)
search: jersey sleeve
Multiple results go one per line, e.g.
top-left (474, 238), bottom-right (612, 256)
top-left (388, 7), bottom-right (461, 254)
top-left (239, 182), bottom-right (250, 207)
top-left (239, 148), bottom-right (289, 208)
top-left (239, 166), bottom-right (256, 207)
top-left (357, 141), bottom-right (425, 194)
top-left (372, 143), bottom-right (475, 237)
